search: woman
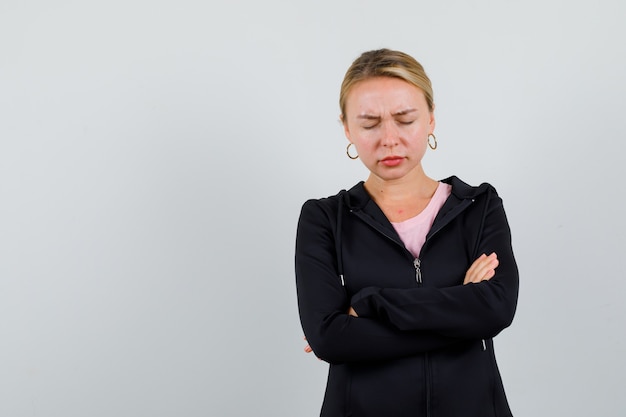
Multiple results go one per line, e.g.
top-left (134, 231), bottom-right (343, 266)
top-left (295, 49), bottom-right (518, 417)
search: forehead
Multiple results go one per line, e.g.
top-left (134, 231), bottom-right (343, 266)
top-left (346, 76), bottom-right (427, 112)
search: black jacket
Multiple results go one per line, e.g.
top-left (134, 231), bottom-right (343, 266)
top-left (295, 176), bottom-right (518, 417)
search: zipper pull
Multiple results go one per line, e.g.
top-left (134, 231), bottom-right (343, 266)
top-left (413, 258), bottom-right (422, 284)
top-left (339, 274), bottom-right (345, 286)
top-left (482, 339), bottom-right (487, 351)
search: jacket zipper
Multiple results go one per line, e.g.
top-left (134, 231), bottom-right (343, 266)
top-left (417, 256), bottom-right (430, 417)
top-left (425, 353), bottom-right (432, 417)
top-left (413, 258), bottom-right (422, 285)
top-left (413, 201), bottom-right (474, 417)
top-left (351, 197), bottom-right (476, 417)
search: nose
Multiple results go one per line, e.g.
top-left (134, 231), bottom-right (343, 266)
top-left (380, 121), bottom-right (399, 147)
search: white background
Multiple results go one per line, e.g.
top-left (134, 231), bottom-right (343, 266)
top-left (1, 1), bottom-right (625, 416)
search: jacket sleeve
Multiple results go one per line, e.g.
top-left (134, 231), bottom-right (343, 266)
top-left (296, 199), bottom-right (461, 364)
top-left (350, 190), bottom-right (519, 340)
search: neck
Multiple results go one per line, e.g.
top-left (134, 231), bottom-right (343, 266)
top-left (364, 165), bottom-right (437, 204)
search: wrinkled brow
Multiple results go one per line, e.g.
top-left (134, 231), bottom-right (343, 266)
top-left (356, 108), bottom-right (417, 119)
top-left (393, 108), bottom-right (418, 116)
top-left (357, 114), bottom-right (381, 120)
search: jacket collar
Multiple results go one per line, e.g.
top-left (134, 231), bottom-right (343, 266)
top-left (441, 176), bottom-right (491, 200)
top-left (343, 175), bottom-right (489, 211)
top-left (343, 176), bottom-right (492, 244)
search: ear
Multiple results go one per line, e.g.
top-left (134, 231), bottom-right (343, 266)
top-left (341, 114), bottom-right (352, 142)
top-left (428, 107), bottom-right (436, 132)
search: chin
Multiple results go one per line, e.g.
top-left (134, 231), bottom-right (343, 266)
top-left (375, 171), bottom-right (411, 182)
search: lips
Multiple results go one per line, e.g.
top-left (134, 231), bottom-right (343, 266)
top-left (380, 156), bottom-right (404, 167)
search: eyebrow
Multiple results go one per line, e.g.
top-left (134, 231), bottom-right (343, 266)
top-left (356, 108), bottom-right (418, 119)
top-left (357, 114), bottom-right (381, 120)
top-left (393, 108), bottom-right (418, 116)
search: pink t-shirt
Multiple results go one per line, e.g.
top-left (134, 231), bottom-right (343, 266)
top-left (391, 182), bottom-right (452, 258)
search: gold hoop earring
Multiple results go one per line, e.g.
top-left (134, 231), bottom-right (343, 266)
top-left (346, 143), bottom-right (359, 159)
top-left (428, 133), bottom-right (437, 150)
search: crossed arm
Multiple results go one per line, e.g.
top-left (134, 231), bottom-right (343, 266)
top-left (303, 252), bottom-right (499, 354)
top-left (296, 192), bottom-right (517, 363)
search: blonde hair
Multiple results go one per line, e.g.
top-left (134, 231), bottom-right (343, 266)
top-left (339, 49), bottom-right (434, 118)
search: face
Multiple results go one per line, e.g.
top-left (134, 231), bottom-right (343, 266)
top-left (342, 76), bottom-right (435, 182)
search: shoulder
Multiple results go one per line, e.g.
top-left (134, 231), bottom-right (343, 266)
top-left (301, 189), bottom-right (344, 213)
top-left (297, 187), bottom-right (357, 246)
top-left (440, 176), bottom-right (508, 219)
top-left (300, 181), bottom-right (365, 215)
top-left (298, 186), bottom-right (353, 227)
top-left (441, 175), bottom-right (499, 200)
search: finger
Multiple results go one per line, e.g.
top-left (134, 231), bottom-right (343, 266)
top-left (465, 253), bottom-right (487, 276)
top-left (464, 253), bottom-right (488, 284)
top-left (465, 253), bottom-right (498, 284)
top-left (467, 255), bottom-right (499, 284)
top-left (304, 344), bottom-right (312, 353)
top-left (479, 256), bottom-right (499, 280)
top-left (473, 256), bottom-right (495, 279)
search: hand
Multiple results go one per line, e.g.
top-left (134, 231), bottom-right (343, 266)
top-left (303, 307), bottom-right (357, 355)
top-left (464, 252), bottom-right (499, 285)
top-left (303, 337), bottom-right (323, 361)
top-left (303, 336), bottom-right (313, 353)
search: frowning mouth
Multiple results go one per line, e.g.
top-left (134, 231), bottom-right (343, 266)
top-left (380, 156), bottom-right (404, 167)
